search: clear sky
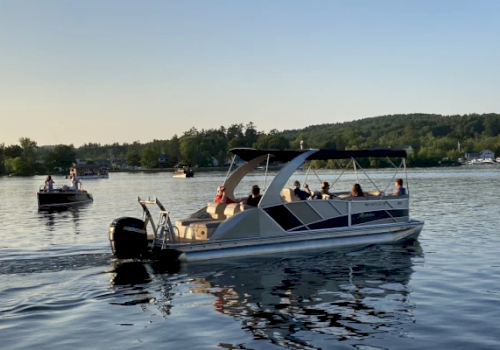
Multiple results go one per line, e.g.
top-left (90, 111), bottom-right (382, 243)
top-left (1, 0), bottom-right (499, 146)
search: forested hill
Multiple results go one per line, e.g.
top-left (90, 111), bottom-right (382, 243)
top-left (281, 113), bottom-right (500, 155)
top-left (2, 113), bottom-right (500, 175)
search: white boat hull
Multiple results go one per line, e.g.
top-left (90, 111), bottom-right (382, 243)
top-left (80, 175), bottom-right (109, 179)
top-left (167, 220), bottom-right (423, 262)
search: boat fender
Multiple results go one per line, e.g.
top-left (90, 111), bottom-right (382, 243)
top-left (109, 217), bottom-right (148, 259)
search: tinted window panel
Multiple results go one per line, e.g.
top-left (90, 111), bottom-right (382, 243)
top-left (389, 209), bottom-right (409, 218)
top-left (263, 205), bottom-right (303, 230)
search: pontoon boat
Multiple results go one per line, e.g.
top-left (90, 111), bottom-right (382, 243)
top-left (67, 164), bottom-right (109, 179)
top-left (109, 148), bottom-right (424, 262)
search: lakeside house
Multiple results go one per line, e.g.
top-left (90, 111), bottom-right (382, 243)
top-left (94, 159), bottom-right (111, 168)
top-left (465, 150), bottom-right (495, 161)
top-left (157, 154), bottom-right (170, 168)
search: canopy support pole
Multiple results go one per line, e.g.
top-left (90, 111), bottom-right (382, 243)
top-left (304, 164), bottom-right (312, 186)
top-left (382, 157), bottom-right (404, 195)
top-left (352, 157), bottom-right (360, 184)
top-left (223, 155), bottom-right (236, 186)
top-left (312, 168), bottom-right (322, 186)
top-left (263, 154), bottom-right (271, 190)
top-left (353, 159), bottom-right (381, 193)
top-left (330, 159), bottom-right (353, 189)
top-left (404, 157), bottom-right (410, 195)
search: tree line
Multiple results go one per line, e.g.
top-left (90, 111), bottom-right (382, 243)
top-left (1, 113), bottom-right (500, 176)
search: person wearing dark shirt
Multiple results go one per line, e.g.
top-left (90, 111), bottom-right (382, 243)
top-left (293, 181), bottom-right (311, 200)
top-left (392, 178), bottom-right (407, 196)
top-left (240, 185), bottom-right (262, 207)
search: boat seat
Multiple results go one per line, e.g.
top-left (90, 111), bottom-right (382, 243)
top-left (337, 194), bottom-right (350, 199)
top-left (189, 220), bottom-right (222, 240)
top-left (367, 190), bottom-right (382, 196)
top-left (282, 188), bottom-right (299, 203)
top-left (176, 217), bottom-right (214, 227)
top-left (206, 202), bottom-right (228, 220)
top-left (224, 203), bottom-right (243, 218)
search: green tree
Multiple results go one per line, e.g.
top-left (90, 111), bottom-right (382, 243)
top-left (253, 134), bottom-right (290, 150)
top-left (5, 157), bottom-right (23, 174)
top-left (169, 135), bottom-right (180, 166)
top-left (179, 135), bottom-right (200, 166)
top-left (46, 145), bottom-right (76, 170)
top-left (141, 147), bottom-right (157, 168)
top-left (0, 143), bottom-right (5, 175)
top-left (126, 151), bottom-right (141, 167)
top-left (5, 145), bottom-right (22, 158)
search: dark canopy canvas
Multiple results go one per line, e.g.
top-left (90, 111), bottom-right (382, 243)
top-left (230, 148), bottom-right (407, 162)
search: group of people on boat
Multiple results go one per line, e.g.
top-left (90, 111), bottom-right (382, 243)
top-left (43, 175), bottom-right (82, 192)
top-left (214, 184), bottom-right (263, 206)
top-left (214, 178), bottom-right (406, 205)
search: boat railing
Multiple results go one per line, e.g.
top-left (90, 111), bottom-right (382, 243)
top-left (138, 197), bottom-right (180, 247)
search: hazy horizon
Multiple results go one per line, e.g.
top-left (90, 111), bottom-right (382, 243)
top-left (1, 1), bottom-right (499, 147)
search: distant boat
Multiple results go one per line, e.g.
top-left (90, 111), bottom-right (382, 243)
top-left (173, 165), bottom-right (194, 178)
top-left (67, 164), bottom-right (109, 179)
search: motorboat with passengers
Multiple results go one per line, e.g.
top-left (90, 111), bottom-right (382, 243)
top-left (109, 148), bottom-right (424, 262)
top-left (172, 164), bottom-right (194, 178)
top-left (66, 164), bottom-right (109, 179)
top-left (37, 180), bottom-right (93, 210)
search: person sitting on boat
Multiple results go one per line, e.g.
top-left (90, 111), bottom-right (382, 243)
top-left (350, 183), bottom-right (365, 197)
top-left (392, 178), bottom-right (406, 196)
top-left (293, 181), bottom-right (311, 200)
top-left (240, 185), bottom-right (262, 207)
top-left (69, 176), bottom-right (79, 190)
top-left (44, 175), bottom-right (55, 192)
top-left (214, 186), bottom-right (235, 204)
top-left (319, 182), bottom-right (336, 199)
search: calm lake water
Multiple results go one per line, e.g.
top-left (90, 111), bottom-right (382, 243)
top-left (1, 167), bottom-right (500, 350)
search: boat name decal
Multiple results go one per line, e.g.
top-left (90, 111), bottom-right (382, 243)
top-left (356, 212), bottom-right (376, 218)
top-left (123, 226), bottom-right (146, 234)
top-left (364, 202), bottom-right (388, 207)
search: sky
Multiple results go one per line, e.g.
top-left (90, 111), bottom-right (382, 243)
top-left (1, 0), bottom-right (499, 146)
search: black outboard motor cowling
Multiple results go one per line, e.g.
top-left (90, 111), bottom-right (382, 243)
top-left (109, 217), bottom-right (148, 259)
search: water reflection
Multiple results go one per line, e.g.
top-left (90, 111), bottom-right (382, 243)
top-left (196, 245), bottom-right (422, 346)
top-left (37, 206), bottom-right (86, 233)
top-left (108, 260), bottom-right (181, 317)
top-left (108, 244), bottom-right (423, 348)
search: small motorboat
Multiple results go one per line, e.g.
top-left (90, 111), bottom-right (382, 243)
top-left (37, 185), bottom-right (93, 210)
top-left (109, 148), bottom-right (424, 262)
top-left (172, 165), bottom-right (194, 178)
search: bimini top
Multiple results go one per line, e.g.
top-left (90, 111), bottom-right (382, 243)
top-left (230, 148), bottom-right (407, 162)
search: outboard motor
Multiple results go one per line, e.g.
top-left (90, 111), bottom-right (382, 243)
top-left (109, 217), bottom-right (149, 259)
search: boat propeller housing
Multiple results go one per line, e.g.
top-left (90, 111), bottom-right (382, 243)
top-left (109, 217), bottom-right (148, 259)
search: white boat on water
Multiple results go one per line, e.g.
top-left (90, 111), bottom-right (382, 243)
top-left (109, 148), bottom-right (424, 262)
top-left (172, 165), bottom-right (194, 178)
top-left (67, 164), bottom-right (109, 179)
